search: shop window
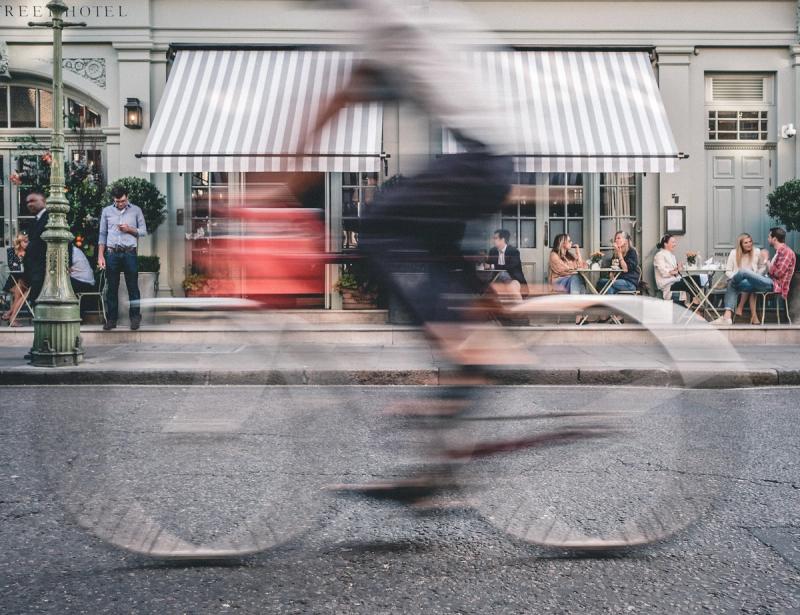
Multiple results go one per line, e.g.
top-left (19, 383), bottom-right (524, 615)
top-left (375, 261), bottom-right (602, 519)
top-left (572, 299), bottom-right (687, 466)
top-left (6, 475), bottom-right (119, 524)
top-left (708, 110), bottom-right (768, 141)
top-left (502, 173), bottom-right (538, 249)
top-left (548, 172), bottom-right (584, 247)
top-left (341, 172), bottom-right (378, 250)
top-left (600, 173), bottom-right (638, 248)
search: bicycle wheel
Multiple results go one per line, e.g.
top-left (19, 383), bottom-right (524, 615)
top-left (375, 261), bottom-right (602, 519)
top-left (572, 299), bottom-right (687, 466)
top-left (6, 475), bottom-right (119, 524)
top-left (446, 295), bottom-right (752, 550)
top-left (41, 310), bottom-right (340, 559)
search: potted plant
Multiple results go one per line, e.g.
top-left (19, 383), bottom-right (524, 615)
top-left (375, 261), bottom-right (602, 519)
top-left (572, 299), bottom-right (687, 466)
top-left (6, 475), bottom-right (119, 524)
top-left (103, 178), bottom-right (167, 237)
top-left (685, 251), bottom-right (698, 268)
top-left (334, 266), bottom-right (378, 309)
top-left (589, 251), bottom-right (603, 270)
top-left (766, 179), bottom-right (800, 320)
top-left (182, 273), bottom-right (210, 297)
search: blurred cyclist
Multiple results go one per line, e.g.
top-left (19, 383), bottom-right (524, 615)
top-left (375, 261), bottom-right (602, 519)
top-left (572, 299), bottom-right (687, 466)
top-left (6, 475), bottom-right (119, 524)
top-left (301, 0), bottom-right (527, 502)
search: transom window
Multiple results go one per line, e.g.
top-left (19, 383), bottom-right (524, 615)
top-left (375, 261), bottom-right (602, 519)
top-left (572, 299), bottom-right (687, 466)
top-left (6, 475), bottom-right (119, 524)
top-left (0, 86), bottom-right (101, 129)
top-left (708, 110), bottom-right (768, 141)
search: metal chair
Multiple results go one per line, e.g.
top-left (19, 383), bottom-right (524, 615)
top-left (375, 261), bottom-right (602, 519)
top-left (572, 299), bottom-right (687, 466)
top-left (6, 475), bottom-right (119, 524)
top-left (616, 268), bottom-right (642, 295)
top-left (754, 291), bottom-right (792, 325)
top-left (7, 280), bottom-right (34, 326)
top-left (77, 269), bottom-right (106, 324)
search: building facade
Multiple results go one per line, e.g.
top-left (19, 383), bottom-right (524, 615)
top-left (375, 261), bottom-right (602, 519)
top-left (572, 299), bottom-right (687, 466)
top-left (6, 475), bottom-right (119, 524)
top-left (1, 0), bottom-right (799, 306)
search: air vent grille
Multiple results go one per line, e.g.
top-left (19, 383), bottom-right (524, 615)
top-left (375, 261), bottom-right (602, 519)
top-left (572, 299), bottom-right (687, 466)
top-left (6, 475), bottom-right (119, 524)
top-left (712, 77), bottom-right (764, 101)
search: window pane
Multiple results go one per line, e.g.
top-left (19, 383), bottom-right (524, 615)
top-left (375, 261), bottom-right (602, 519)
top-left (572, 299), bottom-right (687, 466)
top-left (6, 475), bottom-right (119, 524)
top-left (566, 173), bottom-right (582, 186)
top-left (567, 187), bottom-right (583, 204)
top-left (548, 173), bottom-right (565, 186)
top-left (709, 134), bottom-right (717, 140)
top-left (718, 132), bottom-right (737, 140)
top-left (760, 132), bottom-right (768, 140)
top-left (717, 120), bottom-right (737, 131)
top-left (708, 111), bottom-right (717, 118)
top-left (342, 172), bottom-right (359, 186)
top-left (568, 220), bottom-right (583, 246)
top-left (740, 132), bottom-right (759, 140)
top-left (739, 111), bottom-right (759, 119)
top-left (519, 220), bottom-right (535, 248)
top-left (0, 87), bottom-right (7, 127)
top-left (519, 203), bottom-right (535, 219)
top-left (10, 87), bottom-right (36, 128)
top-left (760, 121), bottom-right (768, 131)
top-left (717, 111), bottom-right (737, 119)
top-left (549, 201), bottom-right (565, 218)
top-left (38, 89), bottom-right (53, 129)
top-left (567, 202), bottom-right (583, 218)
top-left (517, 172), bottom-right (537, 185)
top-left (760, 111), bottom-right (768, 119)
top-left (501, 220), bottom-right (517, 247)
top-left (549, 220), bottom-right (565, 244)
top-left (740, 120), bottom-right (759, 132)
top-left (85, 107), bottom-right (101, 128)
top-left (601, 186), bottom-right (636, 217)
top-left (708, 120), bottom-right (715, 131)
top-left (600, 219), bottom-right (616, 246)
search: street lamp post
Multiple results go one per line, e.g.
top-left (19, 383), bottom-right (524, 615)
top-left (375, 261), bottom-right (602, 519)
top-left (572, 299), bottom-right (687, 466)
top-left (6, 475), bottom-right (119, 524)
top-left (28, 1), bottom-right (86, 367)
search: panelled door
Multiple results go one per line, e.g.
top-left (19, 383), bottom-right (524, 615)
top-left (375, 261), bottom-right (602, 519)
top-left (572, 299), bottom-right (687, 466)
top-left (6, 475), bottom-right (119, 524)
top-left (707, 148), bottom-right (774, 255)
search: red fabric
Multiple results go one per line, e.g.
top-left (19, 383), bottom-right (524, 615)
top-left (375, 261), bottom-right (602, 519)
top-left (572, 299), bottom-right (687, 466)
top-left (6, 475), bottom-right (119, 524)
top-left (768, 244), bottom-right (796, 298)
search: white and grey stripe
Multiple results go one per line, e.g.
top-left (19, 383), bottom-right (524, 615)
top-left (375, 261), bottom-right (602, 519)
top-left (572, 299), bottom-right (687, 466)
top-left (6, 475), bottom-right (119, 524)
top-left (444, 51), bottom-right (679, 173)
top-left (141, 50), bottom-right (383, 173)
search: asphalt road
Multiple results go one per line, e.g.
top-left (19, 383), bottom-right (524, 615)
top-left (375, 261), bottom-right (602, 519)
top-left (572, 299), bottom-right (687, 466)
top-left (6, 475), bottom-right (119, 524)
top-left (1, 385), bottom-right (799, 614)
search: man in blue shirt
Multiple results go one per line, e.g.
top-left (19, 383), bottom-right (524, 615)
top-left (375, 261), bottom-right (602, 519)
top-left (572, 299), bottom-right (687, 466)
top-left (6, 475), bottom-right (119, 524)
top-left (98, 185), bottom-right (147, 330)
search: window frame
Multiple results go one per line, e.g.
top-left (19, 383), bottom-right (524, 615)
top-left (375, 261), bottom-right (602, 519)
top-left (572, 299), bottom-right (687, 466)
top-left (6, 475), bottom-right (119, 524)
top-left (0, 81), bottom-right (105, 130)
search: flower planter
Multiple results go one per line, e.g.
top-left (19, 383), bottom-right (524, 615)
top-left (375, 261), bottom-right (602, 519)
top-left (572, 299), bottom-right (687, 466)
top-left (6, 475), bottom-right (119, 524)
top-left (341, 290), bottom-right (378, 310)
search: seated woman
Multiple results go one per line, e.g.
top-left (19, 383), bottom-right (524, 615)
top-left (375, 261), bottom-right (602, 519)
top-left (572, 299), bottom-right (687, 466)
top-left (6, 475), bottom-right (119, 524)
top-left (2, 232), bottom-right (30, 326)
top-left (549, 233), bottom-right (586, 294)
top-left (599, 230), bottom-right (640, 294)
top-left (653, 233), bottom-right (703, 307)
top-left (725, 233), bottom-right (767, 324)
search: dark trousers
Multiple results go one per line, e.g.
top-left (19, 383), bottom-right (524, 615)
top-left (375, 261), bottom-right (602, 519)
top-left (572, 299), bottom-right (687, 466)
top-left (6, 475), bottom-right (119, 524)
top-left (105, 251), bottom-right (140, 322)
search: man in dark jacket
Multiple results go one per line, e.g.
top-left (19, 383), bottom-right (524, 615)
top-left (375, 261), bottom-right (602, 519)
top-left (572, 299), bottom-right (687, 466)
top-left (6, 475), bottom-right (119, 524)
top-left (488, 228), bottom-right (528, 298)
top-left (21, 191), bottom-right (48, 303)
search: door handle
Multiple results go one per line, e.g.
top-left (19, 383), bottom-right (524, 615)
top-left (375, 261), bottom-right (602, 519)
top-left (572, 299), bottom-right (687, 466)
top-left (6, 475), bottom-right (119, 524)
top-left (543, 221), bottom-right (549, 248)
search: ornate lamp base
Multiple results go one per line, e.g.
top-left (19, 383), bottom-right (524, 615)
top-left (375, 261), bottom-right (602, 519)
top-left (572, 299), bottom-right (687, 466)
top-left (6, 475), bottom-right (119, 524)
top-left (29, 305), bottom-right (84, 367)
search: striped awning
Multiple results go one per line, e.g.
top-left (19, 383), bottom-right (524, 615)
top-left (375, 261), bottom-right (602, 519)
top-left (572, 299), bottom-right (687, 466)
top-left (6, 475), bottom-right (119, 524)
top-left (140, 50), bottom-right (383, 173)
top-left (443, 51), bottom-right (681, 173)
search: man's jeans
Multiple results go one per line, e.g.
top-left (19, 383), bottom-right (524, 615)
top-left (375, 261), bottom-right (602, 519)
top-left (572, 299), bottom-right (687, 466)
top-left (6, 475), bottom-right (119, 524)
top-left (105, 251), bottom-right (140, 322)
top-left (724, 269), bottom-right (774, 311)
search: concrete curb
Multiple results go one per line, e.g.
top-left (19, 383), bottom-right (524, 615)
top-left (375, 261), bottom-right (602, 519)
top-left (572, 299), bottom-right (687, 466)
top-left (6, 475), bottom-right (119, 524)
top-left (0, 367), bottom-right (791, 388)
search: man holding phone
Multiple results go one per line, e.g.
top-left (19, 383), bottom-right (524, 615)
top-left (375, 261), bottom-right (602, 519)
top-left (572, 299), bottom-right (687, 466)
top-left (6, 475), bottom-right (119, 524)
top-left (98, 185), bottom-right (147, 330)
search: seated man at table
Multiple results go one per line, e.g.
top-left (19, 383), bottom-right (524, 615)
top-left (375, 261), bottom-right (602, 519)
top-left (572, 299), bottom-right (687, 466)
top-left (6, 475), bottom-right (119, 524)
top-left (487, 229), bottom-right (527, 301)
top-left (713, 227), bottom-right (796, 325)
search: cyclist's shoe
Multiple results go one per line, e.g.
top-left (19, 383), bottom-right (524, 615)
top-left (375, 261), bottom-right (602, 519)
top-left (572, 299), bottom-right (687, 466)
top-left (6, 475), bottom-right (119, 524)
top-left (326, 477), bottom-right (458, 507)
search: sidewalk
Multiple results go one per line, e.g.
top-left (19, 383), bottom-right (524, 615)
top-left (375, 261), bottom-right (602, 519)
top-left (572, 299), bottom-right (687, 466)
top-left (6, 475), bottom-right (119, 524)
top-left (1, 341), bottom-right (798, 387)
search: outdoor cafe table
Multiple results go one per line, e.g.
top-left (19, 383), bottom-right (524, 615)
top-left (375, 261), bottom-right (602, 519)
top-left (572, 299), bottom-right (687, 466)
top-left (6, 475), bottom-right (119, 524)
top-left (678, 265), bottom-right (727, 322)
top-left (575, 267), bottom-right (623, 325)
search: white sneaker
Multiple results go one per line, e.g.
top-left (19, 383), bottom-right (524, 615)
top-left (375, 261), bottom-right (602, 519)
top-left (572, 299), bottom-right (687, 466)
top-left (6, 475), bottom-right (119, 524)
top-left (711, 316), bottom-right (732, 326)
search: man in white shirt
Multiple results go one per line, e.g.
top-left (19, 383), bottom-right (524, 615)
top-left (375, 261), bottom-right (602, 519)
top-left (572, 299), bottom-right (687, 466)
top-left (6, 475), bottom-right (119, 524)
top-left (70, 245), bottom-right (95, 294)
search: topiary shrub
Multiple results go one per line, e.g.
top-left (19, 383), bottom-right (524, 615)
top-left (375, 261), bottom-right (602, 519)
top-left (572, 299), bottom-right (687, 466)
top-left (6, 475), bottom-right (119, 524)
top-left (104, 177), bottom-right (167, 236)
top-left (767, 179), bottom-right (800, 233)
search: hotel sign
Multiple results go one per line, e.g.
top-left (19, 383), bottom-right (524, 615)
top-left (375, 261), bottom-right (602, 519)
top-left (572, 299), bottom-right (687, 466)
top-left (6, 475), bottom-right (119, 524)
top-left (1, 3), bottom-right (135, 22)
